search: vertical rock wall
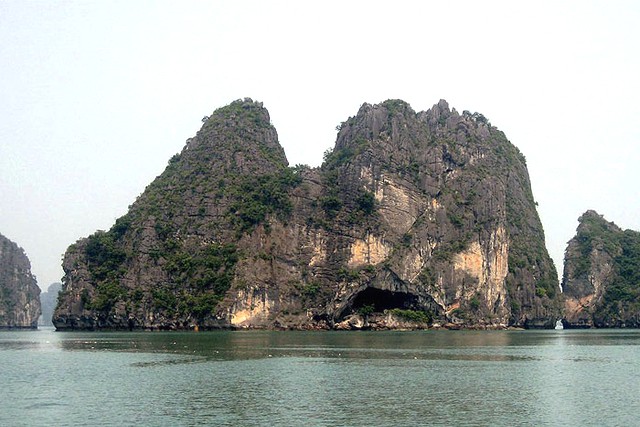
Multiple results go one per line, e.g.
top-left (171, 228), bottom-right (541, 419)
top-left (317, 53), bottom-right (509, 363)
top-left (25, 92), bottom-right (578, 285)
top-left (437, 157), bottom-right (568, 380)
top-left (0, 233), bottom-right (41, 328)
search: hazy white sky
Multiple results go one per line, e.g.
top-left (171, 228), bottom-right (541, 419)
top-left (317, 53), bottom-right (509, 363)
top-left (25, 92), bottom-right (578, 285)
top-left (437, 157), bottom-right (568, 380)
top-left (1, 1), bottom-right (639, 289)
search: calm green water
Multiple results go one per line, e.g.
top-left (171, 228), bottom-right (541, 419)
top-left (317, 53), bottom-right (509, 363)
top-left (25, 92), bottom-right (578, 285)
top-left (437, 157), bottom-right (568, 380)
top-left (1, 328), bottom-right (639, 426)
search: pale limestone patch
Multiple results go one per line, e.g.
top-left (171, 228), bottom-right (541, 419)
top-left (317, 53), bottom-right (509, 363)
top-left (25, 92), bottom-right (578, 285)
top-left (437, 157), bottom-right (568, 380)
top-left (446, 301), bottom-right (461, 314)
top-left (565, 295), bottom-right (594, 319)
top-left (361, 166), bottom-right (440, 234)
top-left (427, 198), bottom-right (443, 222)
top-left (360, 166), bottom-right (383, 201)
top-left (453, 241), bottom-right (484, 281)
top-left (399, 244), bottom-right (435, 283)
top-left (432, 276), bottom-right (448, 309)
top-left (230, 288), bottom-right (273, 326)
top-left (485, 226), bottom-right (509, 310)
top-left (486, 225), bottom-right (509, 307)
top-left (452, 226), bottom-right (509, 313)
top-left (308, 233), bottom-right (327, 267)
top-left (404, 250), bottom-right (425, 283)
top-left (348, 233), bottom-right (390, 267)
top-left (379, 178), bottom-right (420, 230)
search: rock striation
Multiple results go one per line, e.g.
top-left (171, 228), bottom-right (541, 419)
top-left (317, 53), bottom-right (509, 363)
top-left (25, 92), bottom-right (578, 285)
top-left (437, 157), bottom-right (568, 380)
top-left (0, 233), bottom-right (41, 328)
top-left (54, 98), bottom-right (561, 330)
top-left (563, 210), bottom-right (640, 327)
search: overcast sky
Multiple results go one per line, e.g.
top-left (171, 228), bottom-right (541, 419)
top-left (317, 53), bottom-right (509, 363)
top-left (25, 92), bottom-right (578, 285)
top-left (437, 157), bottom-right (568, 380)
top-left (1, 1), bottom-right (639, 290)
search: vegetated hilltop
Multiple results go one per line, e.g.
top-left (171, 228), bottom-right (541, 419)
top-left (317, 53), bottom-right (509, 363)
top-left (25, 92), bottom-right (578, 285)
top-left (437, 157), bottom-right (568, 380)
top-left (0, 233), bottom-right (41, 328)
top-left (563, 210), bottom-right (640, 327)
top-left (54, 98), bottom-right (561, 330)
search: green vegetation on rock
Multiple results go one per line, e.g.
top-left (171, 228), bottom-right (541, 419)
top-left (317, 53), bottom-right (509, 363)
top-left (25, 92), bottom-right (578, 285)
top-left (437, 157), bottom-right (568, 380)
top-left (389, 308), bottom-right (431, 323)
top-left (228, 167), bottom-right (302, 234)
top-left (563, 210), bottom-right (640, 327)
top-left (54, 98), bottom-right (563, 331)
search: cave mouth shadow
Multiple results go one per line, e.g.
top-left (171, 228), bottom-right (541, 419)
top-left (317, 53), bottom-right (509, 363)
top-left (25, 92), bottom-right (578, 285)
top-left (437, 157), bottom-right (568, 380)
top-left (349, 287), bottom-right (418, 314)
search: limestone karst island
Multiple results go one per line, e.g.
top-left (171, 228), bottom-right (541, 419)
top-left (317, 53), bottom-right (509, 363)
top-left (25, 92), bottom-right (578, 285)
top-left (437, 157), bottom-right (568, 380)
top-left (7, 98), bottom-right (630, 331)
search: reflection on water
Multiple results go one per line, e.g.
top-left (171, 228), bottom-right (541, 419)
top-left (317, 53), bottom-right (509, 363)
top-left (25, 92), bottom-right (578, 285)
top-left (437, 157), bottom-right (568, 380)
top-left (52, 329), bottom-right (640, 362)
top-left (2, 328), bottom-right (640, 426)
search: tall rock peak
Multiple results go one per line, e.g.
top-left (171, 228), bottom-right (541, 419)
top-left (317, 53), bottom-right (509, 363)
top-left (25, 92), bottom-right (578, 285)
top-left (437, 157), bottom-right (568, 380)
top-left (578, 209), bottom-right (610, 224)
top-left (186, 98), bottom-right (287, 174)
top-left (429, 99), bottom-right (452, 117)
top-left (324, 99), bottom-right (558, 329)
top-left (0, 233), bottom-right (41, 328)
top-left (54, 98), bottom-right (560, 331)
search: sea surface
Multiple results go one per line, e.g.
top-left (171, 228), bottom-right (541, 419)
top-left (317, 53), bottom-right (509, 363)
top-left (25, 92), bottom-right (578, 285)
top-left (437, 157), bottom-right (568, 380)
top-left (1, 328), bottom-right (639, 426)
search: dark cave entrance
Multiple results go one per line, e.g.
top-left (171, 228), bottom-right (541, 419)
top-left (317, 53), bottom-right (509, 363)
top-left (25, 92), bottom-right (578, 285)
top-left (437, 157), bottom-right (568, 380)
top-left (350, 287), bottom-right (417, 314)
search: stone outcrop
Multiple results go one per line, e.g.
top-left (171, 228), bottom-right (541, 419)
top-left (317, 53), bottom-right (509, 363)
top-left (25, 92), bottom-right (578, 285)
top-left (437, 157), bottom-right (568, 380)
top-left (563, 210), bottom-right (640, 327)
top-left (54, 98), bottom-right (561, 330)
top-left (0, 233), bottom-right (41, 328)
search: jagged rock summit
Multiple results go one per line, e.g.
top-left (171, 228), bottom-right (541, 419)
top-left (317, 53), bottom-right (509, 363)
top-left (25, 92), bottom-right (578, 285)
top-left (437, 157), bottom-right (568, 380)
top-left (563, 210), bottom-right (640, 327)
top-left (0, 233), bottom-right (41, 328)
top-left (54, 98), bottom-right (561, 330)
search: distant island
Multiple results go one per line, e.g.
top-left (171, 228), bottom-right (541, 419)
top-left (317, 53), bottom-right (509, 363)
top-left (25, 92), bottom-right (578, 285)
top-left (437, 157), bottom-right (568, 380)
top-left (51, 98), bottom-right (639, 331)
top-left (39, 282), bottom-right (62, 326)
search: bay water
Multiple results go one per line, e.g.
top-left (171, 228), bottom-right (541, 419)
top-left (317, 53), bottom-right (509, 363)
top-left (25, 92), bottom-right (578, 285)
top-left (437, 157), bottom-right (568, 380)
top-left (2, 328), bottom-right (639, 426)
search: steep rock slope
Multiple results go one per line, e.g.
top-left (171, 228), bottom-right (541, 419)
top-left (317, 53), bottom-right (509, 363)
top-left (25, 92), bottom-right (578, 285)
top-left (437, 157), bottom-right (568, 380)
top-left (563, 210), bottom-right (640, 327)
top-left (54, 98), bottom-right (560, 330)
top-left (0, 233), bottom-right (41, 328)
top-left (313, 100), bottom-right (560, 329)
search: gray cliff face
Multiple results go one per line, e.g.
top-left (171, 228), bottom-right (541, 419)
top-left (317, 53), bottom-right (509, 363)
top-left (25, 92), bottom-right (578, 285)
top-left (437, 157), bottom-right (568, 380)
top-left (563, 210), bottom-right (640, 328)
top-left (0, 233), bottom-right (41, 328)
top-left (311, 100), bottom-right (560, 329)
top-left (54, 98), bottom-right (561, 331)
